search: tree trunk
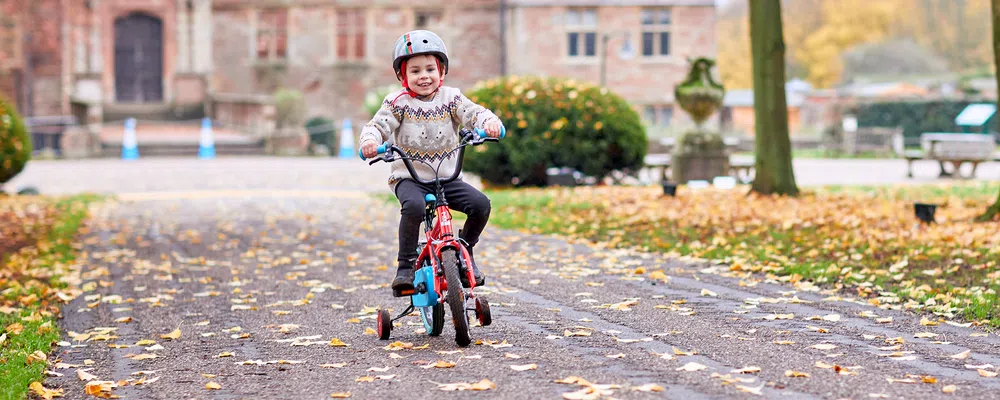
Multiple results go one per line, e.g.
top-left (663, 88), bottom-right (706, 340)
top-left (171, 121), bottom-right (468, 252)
top-left (979, 0), bottom-right (1000, 222)
top-left (748, 0), bottom-right (799, 196)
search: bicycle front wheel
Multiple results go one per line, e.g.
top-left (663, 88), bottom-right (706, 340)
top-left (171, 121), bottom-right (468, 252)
top-left (441, 249), bottom-right (471, 347)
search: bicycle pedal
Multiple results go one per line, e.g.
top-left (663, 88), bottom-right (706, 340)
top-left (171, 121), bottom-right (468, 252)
top-left (393, 288), bottom-right (416, 297)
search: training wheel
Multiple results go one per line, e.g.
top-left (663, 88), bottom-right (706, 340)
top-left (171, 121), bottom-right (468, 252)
top-left (475, 298), bottom-right (492, 326)
top-left (376, 309), bottom-right (392, 340)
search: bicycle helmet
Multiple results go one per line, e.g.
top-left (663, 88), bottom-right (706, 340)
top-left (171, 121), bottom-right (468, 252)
top-left (392, 30), bottom-right (450, 80)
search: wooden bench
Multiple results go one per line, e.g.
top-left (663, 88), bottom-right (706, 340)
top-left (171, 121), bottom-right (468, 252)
top-left (843, 126), bottom-right (902, 156)
top-left (894, 132), bottom-right (996, 179)
top-left (642, 154), bottom-right (755, 184)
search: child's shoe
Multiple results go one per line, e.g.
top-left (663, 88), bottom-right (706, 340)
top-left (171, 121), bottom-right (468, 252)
top-left (461, 247), bottom-right (486, 288)
top-left (391, 265), bottom-right (415, 292)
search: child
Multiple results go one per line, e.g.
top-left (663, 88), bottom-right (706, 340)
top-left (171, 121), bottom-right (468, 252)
top-left (359, 30), bottom-right (504, 292)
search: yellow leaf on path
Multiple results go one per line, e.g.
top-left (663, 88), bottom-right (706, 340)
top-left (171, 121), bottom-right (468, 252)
top-left (773, 340), bottom-right (796, 345)
top-left (329, 338), bottom-right (349, 347)
top-left (731, 366), bottom-right (761, 374)
top-left (810, 343), bottom-right (837, 350)
top-left (785, 370), bottom-right (810, 378)
top-left (950, 350), bottom-right (971, 359)
top-left (914, 332), bottom-right (938, 339)
top-left (564, 330), bottom-right (591, 337)
top-left (815, 361), bottom-right (835, 369)
top-left (764, 314), bottom-right (794, 320)
top-left (920, 317), bottom-right (940, 326)
top-left (85, 381), bottom-right (117, 395)
top-left (648, 271), bottom-right (669, 281)
top-left (735, 384), bottom-right (764, 396)
top-left (887, 378), bottom-right (917, 384)
top-left (195, 320), bottom-right (210, 326)
top-left (921, 376), bottom-right (937, 383)
top-left (321, 363), bottom-right (347, 368)
top-left (942, 385), bottom-right (957, 393)
top-left (161, 328), bottom-right (181, 340)
top-left (29, 382), bottom-right (64, 399)
top-left (214, 352), bottom-right (235, 358)
top-left (436, 379), bottom-right (495, 391)
top-left (505, 353), bottom-right (522, 359)
top-left (423, 360), bottom-right (457, 369)
top-left (979, 369), bottom-right (999, 378)
top-left (135, 339), bottom-right (155, 346)
top-left (364, 327), bottom-right (377, 335)
top-left (330, 392), bottom-right (352, 398)
top-left (125, 353), bottom-right (159, 360)
top-left (876, 317), bottom-right (893, 324)
top-left (633, 383), bottom-right (665, 392)
top-left (511, 364), bottom-right (538, 371)
top-left (206, 381), bottom-right (222, 390)
top-left (673, 347), bottom-right (697, 356)
top-left (114, 316), bottom-right (132, 323)
top-left (606, 353), bottom-right (625, 359)
top-left (676, 362), bottom-right (708, 372)
top-left (701, 289), bottom-right (717, 297)
top-left (77, 369), bottom-right (98, 381)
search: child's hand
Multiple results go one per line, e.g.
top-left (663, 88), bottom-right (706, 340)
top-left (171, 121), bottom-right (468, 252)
top-left (361, 142), bottom-right (379, 159)
top-left (484, 120), bottom-right (504, 138)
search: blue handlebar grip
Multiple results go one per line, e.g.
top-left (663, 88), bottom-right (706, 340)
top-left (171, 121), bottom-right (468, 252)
top-left (476, 128), bottom-right (487, 139)
top-left (359, 142), bottom-right (389, 161)
top-left (500, 125), bottom-right (506, 139)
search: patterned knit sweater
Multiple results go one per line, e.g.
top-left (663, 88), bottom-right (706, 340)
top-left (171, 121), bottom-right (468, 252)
top-left (359, 86), bottom-right (500, 190)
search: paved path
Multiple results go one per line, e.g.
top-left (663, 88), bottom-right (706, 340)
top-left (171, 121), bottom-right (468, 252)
top-left (7, 156), bottom-right (1000, 195)
top-left (44, 192), bottom-right (1000, 399)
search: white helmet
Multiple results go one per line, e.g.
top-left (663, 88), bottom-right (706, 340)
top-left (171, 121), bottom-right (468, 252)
top-left (393, 30), bottom-right (449, 80)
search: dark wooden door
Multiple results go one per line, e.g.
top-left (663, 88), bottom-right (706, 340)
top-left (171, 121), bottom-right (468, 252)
top-left (114, 14), bottom-right (163, 103)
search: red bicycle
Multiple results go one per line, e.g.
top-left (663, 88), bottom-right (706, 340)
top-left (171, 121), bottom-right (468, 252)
top-left (361, 126), bottom-right (505, 347)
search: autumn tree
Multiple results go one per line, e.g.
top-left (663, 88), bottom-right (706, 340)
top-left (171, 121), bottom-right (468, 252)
top-left (978, 0), bottom-right (1000, 222)
top-left (748, 0), bottom-right (798, 196)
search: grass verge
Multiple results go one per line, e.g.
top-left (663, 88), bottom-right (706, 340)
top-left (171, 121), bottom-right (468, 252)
top-left (1, 194), bottom-right (99, 400)
top-left (412, 181), bottom-right (1000, 328)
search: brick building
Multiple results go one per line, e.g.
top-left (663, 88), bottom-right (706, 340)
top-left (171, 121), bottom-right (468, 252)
top-left (0, 0), bottom-right (715, 134)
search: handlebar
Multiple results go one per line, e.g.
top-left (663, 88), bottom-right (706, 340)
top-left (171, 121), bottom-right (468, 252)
top-left (359, 126), bottom-right (504, 186)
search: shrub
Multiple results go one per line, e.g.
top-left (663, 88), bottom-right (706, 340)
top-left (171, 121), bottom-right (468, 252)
top-left (365, 84), bottom-right (399, 118)
top-left (464, 76), bottom-right (647, 186)
top-left (852, 99), bottom-right (996, 145)
top-left (273, 88), bottom-right (305, 129)
top-left (0, 96), bottom-right (31, 187)
top-left (304, 116), bottom-right (336, 149)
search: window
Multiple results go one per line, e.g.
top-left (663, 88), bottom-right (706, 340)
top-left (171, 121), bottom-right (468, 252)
top-left (641, 8), bottom-right (671, 57)
top-left (644, 104), bottom-right (673, 127)
top-left (256, 9), bottom-right (288, 60)
top-left (565, 9), bottom-right (597, 58)
top-left (0, 15), bottom-right (23, 69)
top-left (414, 10), bottom-right (442, 29)
top-left (336, 9), bottom-right (366, 61)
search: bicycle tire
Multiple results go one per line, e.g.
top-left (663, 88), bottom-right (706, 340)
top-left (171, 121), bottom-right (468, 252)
top-left (441, 249), bottom-right (471, 346)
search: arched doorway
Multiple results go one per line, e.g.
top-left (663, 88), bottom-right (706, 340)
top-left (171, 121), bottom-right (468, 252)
top-left (114, 13), bottom-right (163, 103)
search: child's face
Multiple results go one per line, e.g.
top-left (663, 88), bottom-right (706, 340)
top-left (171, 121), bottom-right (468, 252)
top-left (405, 55), bottom-right (442, 96)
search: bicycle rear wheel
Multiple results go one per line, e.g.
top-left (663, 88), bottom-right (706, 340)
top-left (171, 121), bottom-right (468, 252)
top-left (441, 249), bottom-right (471, 347)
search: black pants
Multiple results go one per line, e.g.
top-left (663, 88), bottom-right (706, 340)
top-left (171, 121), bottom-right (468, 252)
top-left (394, 179), bottom-right (491, 267)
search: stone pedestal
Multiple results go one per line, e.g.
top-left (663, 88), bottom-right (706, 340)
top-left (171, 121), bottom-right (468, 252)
top-left (267, 127), bottom-right (310, 156)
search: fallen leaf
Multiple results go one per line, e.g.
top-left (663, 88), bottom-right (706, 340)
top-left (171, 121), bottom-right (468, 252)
top-left (206, 381), bottom-right (222, 390)
top-left (329, 338), bottom-right (349, 347)
top-left (606, 353), bottom-right (626, 359)
top-left (676, 362), bottom-right (708, 372)
top-left (731, 366), bottom-right (762, 374)
top-left (423, 360), bottom-right (457, 369)
top-left (77, 369), bottom-right (98, 381)
top-left (810, 343), bottom-right (837, 350)
top-left (436, 379), bottom-right (495, 391)
top-left (114, 316), bottom-right (132, 323)
top-left (160, 328), bottom-right (181, 340)
top-left (505, 353), bottom-right (522, 359)
top-left (950, 350), bottom-right (971, 359)
top-left (978, 369), bottom-right (998, 378)
top-left (633, 383), bottom-right (665, 392)
top-left (321, 363), bottom-right (347, 368)
top-left (29, 381), bottom-right (64, 399)
top-left (367, 366), bottom-right (391, 372)
top-left (736, 384), bottom-right (764, 396)
top-left (330, 392), bottom-right (352, 398)
top-left (673, 347), bottom-right (697, 356)
top-left (942, 385), bottom-right (957, 393)
top-left (511, 363), bottom-right (538, 371)
top-left (214, 352), bottom-right (235, 358)
top-left (701, 289), bottom-right (717, 297)
top-left (363, 327), bottom-right (377, 335)
top-left (785, 370), bottom-right (810, 378)
top-left (914, 332), bottom-right (938, 339)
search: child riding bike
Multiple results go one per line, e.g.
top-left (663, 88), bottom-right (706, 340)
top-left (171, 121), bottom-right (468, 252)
top-left (359, 30), bottom-right (504, 293)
